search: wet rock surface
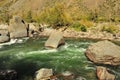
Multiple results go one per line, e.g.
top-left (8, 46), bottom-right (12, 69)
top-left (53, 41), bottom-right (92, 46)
top-left (85, 40), bottom-right (120, 66)
top-left (96, 66), bottom-right (115, 80)
top-left (45, 30), bottom-right (65, 49)
top-left (35, 68), bottom-right (53, 80)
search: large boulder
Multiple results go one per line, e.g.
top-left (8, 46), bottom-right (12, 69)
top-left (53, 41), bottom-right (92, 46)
top-left (85, 40), bottom-right (120, 66)
top-left (35, 68), bottom-right (53, 80)
top-left (45, 30), bottom-right (65, 49)
top-left (8, 16), bottom-right (27, 38)
top-left (96, 66), bottom-right (115, 80)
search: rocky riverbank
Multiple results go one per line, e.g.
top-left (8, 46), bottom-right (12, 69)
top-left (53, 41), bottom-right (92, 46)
top-left (0, 16), bottom-right (120, 43)
top-left (38, 27), bottom-right (120, 42)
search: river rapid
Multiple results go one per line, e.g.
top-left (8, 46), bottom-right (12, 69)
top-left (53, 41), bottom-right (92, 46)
top-left (0, 38), bottom-right (120, 80)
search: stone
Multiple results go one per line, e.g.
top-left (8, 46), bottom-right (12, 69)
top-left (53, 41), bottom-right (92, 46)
top-left (8, 16), bottom-right (27, 38)
top-left (45, 30), bottom-right (65, 48)
top-left (35, 68), bottom-right (53, 80)
top-left (0, 70), bottom-right (17, 80)
top-left (61, 71), bottom-right (74, 80)
top-left (0, 30), bottom-right (9, 36)
top-left (0, 36), bottom-right (10, 43)
top-left (96, 66), bottom-right (115, 80)
top-left (85, 40), bottom-right (120, 66)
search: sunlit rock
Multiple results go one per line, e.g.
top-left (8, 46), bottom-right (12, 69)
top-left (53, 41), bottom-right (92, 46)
top-left (96, 66), bottom-right (115, 80)
top-left (85, 40), bottom-right (120, 66)
top-left (35, 68), bottom-right (53, 80)
top-left (8, 16), bottom-right (27, 38)
top-left (45, 30), bottom-right (65, 49)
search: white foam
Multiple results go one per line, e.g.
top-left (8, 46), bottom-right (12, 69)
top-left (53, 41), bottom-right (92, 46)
top-left (15, 49), bottom-right (58, 58)
top-left (0, 39), bottom-right (17, 46)
top-left (28, 49), bottom-right (58, 54)
top-left (0, 37), bottom-right (29, 46)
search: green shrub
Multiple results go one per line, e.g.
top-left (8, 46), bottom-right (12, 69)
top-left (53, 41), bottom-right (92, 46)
top-left (71, 22), bottom-right (87, 32)
top-left (101, 24), bottom-right (119, 34)
top-left (36, 3), bottom-right (72, 27)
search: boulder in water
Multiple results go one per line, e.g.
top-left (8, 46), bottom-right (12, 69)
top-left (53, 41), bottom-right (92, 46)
top-left (85, 40), bottom-right (120, 66)
top-left (35, 68), bottom-right (53, 80)
top-left (8, 16), bottom-right (27, 38)
top-left (45, 30), bottom-right (65, 48)
top-left (96, 66), bottom-right (115, 80)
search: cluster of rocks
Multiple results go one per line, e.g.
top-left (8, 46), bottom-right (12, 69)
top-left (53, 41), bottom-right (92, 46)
top-left (85, 40), bottom-right (120, 80)
top-left (0, 16), bottom-right (28, 43)
top-left (63, 29), bottom-right (120, 41)
top-left (35, 68), bottom-right (86, 80)
top-left (0, 16), bottom-right (45, 43)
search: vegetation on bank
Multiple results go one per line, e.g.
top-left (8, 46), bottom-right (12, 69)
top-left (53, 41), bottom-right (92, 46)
top-left (0, 0), bottom-right (120, 34)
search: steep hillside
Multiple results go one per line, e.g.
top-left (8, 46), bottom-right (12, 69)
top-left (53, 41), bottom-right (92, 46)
top-left (6, 0), bottom-right (104, 15)
top-left (0, 0), bottom-right (120, 24)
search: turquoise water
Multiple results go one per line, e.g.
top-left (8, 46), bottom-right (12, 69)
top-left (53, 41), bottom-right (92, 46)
top-left (0, 38), bottom-right (120, 80)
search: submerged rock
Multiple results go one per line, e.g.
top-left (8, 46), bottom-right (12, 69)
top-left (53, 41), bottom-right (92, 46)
top-left (8, 16), bottom-right (27, 38)
top-left (45, 30), bottom-right (65, 49)
top-left (96, 66), bottom-right (115, 80)
top-left (85, 40), bottom-right (120, 66)
top-left (35, 68), bottom-right (53, 80)
top-left (0, 70), bottom-right (17, 80)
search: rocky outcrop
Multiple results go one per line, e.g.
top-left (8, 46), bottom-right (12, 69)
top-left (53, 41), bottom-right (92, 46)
top-left (96, 66), bottom-right (115, 80)
top-left (45, 30), bottom-right (65, 49)
top-left (8, 16), bottom-right (27, 38)
top-left (85, 40), bottom-right (120, 66)
top-left (35, 68), bottom-right (53, 80)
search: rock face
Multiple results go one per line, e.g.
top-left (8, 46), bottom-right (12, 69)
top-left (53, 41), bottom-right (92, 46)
top-left (96, 66), bottom-right (115, 80)
top-left (45, 30), bottom-right (65, 48)
top-left (8, 16), bottom-right (27, 38)
top-left (85, 40), bottom-right (120, 66)
top-left (35, 68), bottom-right (53, 80)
